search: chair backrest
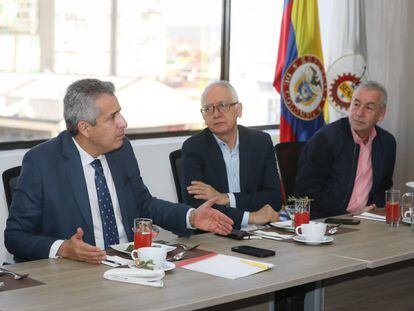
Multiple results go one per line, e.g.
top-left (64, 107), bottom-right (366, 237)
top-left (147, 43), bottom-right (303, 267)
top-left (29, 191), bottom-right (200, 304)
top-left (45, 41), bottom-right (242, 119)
top-left (169, 149), bottom-right (183, 203)
top-left (274, 142), bottom-right (306, 199)
top-left (2, 166), bottom-right (22, 209)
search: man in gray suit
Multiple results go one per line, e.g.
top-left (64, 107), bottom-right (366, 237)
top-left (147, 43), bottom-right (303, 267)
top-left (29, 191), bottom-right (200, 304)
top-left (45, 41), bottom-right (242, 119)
top-left (5, 79), bottom-right (233, 262)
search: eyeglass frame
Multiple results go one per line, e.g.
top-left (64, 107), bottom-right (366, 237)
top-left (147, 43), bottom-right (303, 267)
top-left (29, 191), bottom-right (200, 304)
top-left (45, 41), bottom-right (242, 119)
top-left (200, 101), bottom-right (239, 116)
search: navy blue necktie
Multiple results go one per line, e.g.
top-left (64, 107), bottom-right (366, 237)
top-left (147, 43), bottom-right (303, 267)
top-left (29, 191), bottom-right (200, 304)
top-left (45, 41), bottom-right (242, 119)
top-left (91, 159), bottom-right (119, 249)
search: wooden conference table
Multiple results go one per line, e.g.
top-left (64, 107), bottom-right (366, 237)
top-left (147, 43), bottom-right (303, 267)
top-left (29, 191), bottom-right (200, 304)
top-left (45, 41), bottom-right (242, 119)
top-left (1, 217), bottom-right (414, 310)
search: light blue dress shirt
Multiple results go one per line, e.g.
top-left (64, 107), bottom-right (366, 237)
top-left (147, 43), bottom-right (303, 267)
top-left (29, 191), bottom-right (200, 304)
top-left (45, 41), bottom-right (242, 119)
top-left (213, 132), bottom-right (249, 227)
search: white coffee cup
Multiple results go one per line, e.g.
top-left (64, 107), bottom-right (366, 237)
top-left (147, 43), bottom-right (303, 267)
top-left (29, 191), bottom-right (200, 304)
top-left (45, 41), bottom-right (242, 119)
top-left (403, 210), bottom-right (412, 219)
top-left (131, 247), bottom-right (167, 270)
top-left (295, 222), bottom-right (327, 241)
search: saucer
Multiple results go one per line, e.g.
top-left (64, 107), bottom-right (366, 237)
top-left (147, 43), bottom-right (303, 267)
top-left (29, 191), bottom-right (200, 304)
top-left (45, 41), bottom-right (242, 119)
top-left (402, 217), bottom-right (413, 225)
top-left (110, 242), bottom-right (176, 254)
top-left (128, 261), bottom-right (176, 272)
top-left (269, 220), bottom-right (295, 232)
top-left (293, 235), bottom-right (333, 245)
top-left (406, 181), bottom-right (414, 189)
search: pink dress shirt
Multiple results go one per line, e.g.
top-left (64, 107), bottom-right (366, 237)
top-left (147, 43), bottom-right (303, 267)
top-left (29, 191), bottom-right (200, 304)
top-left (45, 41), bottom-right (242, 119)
top-left (346, 127), bottom-right (377, 213)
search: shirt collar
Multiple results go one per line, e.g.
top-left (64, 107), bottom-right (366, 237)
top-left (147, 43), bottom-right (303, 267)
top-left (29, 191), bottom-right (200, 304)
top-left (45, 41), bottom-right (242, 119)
top-left (213, 130), bottom-right (239, 151)
top-left (72, 137), bottom-right (105, 168)
top-left (351, 126), bottom-right (377, 146)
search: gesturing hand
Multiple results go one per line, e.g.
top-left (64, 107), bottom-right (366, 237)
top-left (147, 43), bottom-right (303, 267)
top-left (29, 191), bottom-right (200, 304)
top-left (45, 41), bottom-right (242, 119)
top-left (57, 228), bottom-right (107, 264)
top-left (187, 181), bottom-right (230, 206)
top-left (190, 197), bottom-right (234, 235)
top-left (248, 204), bottom-right (280, 225)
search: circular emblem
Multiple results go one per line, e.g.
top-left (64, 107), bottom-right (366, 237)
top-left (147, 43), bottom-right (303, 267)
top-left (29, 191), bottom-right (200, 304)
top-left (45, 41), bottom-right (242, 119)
top-left (281, 55), bottom-right (327, 121)
top-left (327, 54), bottom-right (367, 113)
top-left (329, 73), bottom-right (361, 111)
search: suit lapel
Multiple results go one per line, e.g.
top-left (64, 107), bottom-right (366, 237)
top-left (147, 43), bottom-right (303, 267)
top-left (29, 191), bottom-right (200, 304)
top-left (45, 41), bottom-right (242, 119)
top-left (106, 151), bottom-right (133, 241)
top-left (238, 126), bottom-right (252, 191)
top-left (206, 130), bottom-right (229, 192)
top-left (61, 133), bottom-right (95, 241)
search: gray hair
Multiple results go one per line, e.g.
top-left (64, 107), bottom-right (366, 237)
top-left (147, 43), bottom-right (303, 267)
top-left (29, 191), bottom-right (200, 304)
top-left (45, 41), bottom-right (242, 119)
top-left (201, 80), bottom-right (239, 106)
top-left (353, 80), bottom-right (388, 108)
top-left (64, 79), bottom-right (115, 136)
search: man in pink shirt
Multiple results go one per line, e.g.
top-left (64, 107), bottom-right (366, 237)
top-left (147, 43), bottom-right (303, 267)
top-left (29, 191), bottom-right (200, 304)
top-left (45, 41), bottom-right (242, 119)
top-left (295, 81), bottom-right (396, 219)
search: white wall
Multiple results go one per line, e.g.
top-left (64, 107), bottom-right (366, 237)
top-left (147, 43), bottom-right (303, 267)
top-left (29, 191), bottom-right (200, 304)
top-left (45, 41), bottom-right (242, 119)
top-left (0, 130), bottom-right (278, 263)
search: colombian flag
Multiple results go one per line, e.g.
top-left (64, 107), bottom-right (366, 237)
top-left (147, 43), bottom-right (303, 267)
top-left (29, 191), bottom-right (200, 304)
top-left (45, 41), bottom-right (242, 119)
top-left (273, 0), bottom-right (327, 142)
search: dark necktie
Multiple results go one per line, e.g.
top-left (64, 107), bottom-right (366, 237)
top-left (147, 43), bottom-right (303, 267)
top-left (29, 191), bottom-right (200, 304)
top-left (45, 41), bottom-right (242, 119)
top-left (90, 159), bottom-right (119, 249)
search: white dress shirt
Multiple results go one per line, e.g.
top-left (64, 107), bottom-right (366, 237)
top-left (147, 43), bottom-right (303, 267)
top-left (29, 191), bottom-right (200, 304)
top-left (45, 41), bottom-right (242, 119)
top-left (213, 132), bottom-right (249, 227)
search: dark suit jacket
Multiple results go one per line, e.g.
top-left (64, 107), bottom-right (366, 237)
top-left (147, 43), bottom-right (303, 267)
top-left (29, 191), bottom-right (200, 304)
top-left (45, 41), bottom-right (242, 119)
top-left (181, 125), bottom-right (282, 227)
top-left (5, 131), bottom-right (192, 261)
top-left (295, 118), bottom-right (396, 219)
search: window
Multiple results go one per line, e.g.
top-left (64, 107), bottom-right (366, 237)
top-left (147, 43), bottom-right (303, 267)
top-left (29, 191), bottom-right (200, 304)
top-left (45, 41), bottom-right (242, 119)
top-left (0, 0), bottom-right (280, 144)
top-left (229, 0), bottom-right (282, 127)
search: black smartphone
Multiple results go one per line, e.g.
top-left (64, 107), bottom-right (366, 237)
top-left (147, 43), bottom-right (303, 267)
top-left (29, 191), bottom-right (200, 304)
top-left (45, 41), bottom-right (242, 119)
top-left (325, 218), bottom-right (360, 225)
top-left (231, 245), bottom-right (275, 258)
top-left (216, 229), bottom-right (250, 240)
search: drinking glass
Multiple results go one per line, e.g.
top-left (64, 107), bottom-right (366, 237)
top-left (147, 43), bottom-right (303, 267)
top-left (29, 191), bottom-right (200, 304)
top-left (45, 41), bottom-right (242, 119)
top-left (294, 199), bottom-right (310, 229)
top-left (133, 218), bottom-right (153, 249)
top-left (386, 190), bottom-right (400, 227)
top-left (401, 192), bottom-right (414, 230)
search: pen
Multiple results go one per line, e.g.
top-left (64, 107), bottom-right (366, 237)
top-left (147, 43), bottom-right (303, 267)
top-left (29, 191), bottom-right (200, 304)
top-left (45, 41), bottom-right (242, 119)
top-left (240, 259), bottom-right (269, 270)
top-left (103, 259), bottom-right (121, 266)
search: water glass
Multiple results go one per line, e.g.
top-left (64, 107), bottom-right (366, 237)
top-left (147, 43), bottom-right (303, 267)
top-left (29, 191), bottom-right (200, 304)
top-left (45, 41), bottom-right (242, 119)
top-left (294, 199), bottom-right (310, 229)
top-left (133, 218), bottom-right (153, 249)
top-left (386, 190), bottom-right (400, 227)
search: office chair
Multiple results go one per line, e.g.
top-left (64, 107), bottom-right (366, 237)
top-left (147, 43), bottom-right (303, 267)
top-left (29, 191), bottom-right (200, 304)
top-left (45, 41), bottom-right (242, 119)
top-left (274, 142), bottom-right (306, 200)
top-left (2, 166), bottom-right (22, 210)
top-left (169, 149), bottom-right (183, 203)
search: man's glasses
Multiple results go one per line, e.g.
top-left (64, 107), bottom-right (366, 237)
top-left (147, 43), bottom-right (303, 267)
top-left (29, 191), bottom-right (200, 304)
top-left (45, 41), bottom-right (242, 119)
top-left (200, 101), bottom-right (238, 116)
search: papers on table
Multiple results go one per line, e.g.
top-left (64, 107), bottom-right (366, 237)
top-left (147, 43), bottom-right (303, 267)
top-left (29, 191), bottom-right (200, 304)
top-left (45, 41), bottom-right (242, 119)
top-left (181, 254), bottom-right (274, 280)
top-left (353, 212), bottom-right (386, 222)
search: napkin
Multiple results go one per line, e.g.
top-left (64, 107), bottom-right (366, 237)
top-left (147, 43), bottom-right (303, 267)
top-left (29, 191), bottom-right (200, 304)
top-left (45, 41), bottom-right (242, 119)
top-left (250, 230), bottom-right (294, 240)
top-left (103, 268), bottom-right (165, 287)
top-left (353, 212), bottom-right (386, 222)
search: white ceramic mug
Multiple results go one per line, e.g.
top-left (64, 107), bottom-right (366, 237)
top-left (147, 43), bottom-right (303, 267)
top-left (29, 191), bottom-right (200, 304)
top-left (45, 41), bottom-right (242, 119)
top-left (131, 246), bottom-right (167, 270)
top-left (295, 222), bottom-right (327, 241)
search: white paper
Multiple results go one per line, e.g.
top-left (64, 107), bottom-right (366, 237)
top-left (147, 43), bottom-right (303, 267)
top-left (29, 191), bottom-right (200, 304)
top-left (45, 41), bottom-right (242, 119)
top-left (181, 254), bottom-right (274, 280)
top-left (354, 212), bottom-right (386, 222)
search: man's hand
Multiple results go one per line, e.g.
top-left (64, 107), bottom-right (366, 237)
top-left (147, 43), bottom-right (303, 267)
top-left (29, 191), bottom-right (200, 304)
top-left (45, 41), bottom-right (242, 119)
top-left (57, 228), bottom-right (106, 264)
top-left (352, 204), bottom-right (377, 215)
top-left (190, 197), bottom-right (233, 235)
top-left (187, 181), bottom-right (229, 206)
top-left (248, 204), bottom-right (280, 225)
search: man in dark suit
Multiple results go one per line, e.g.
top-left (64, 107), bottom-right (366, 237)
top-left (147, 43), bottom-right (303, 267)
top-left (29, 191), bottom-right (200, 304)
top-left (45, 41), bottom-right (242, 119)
top-left (5, 79), bottom-right (233, 262)
top-left (181, 81), bottom-right (282, 228)
top-left (295, 80), bottom-right (396, 219)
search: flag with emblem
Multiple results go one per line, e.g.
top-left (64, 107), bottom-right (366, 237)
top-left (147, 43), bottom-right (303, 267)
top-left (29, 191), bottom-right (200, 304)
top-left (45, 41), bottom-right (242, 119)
top-left (273, 0), bottom-right (327, 142)
top-left (326, 0), bottom-right (368, 122)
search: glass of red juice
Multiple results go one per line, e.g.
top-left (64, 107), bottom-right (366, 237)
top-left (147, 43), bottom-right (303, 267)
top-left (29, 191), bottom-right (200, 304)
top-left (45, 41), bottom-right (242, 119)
top-left (294, 199), bottom-right (310, 229)
top-left (133, 218), bottom-right (153, 249)
top-left (386, 190), bottom-right (400, 227)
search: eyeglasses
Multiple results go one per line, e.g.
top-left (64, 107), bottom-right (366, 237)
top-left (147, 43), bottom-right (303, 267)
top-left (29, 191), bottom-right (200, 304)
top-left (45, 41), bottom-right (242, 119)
top-left (200, 101), bottom-right (238, 116)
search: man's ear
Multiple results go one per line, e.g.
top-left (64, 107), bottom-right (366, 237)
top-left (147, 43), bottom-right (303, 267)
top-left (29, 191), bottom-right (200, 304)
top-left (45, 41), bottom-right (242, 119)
top-left (237, 102), bottom-right (243, 118)
top-left (77, 121), bottom-right (91, 138)
top-left (378, 106), bottom-right (386, 122)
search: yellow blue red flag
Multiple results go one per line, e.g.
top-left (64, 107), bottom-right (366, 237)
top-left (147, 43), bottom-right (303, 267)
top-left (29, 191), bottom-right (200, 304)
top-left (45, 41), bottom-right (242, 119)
top-left (273, 0), bottom-right (327, 142)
